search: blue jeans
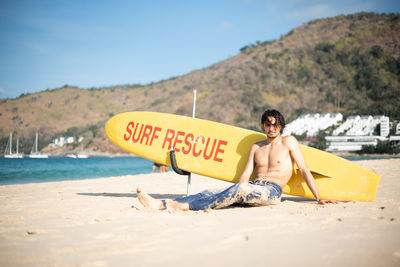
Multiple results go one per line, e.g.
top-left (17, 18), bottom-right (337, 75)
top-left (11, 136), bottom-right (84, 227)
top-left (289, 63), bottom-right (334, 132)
top-left (174, 181), bottom-right (282, 210)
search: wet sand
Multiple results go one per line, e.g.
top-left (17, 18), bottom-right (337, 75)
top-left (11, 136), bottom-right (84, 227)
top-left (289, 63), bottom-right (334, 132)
top-left (0, 159), bottom-right (399, 266)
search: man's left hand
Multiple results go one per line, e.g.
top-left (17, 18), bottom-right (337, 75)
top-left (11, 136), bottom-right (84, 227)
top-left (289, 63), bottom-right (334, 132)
top-left (318, 199), bottom-right (339, 205)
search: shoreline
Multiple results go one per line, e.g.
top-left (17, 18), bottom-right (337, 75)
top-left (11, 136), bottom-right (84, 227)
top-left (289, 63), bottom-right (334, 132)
top-left (0, 151), bottom-right (137, 158)
top-left (0, 156), bottom-right (396, 187)
top-left (3, 142), bottom-right (400, 159)
top-left (331, 151), bottom-right (400, 158)
top-left (2, 151), bottom-right (399, 158)
top-left (0, 156), bottom-right (398, 187)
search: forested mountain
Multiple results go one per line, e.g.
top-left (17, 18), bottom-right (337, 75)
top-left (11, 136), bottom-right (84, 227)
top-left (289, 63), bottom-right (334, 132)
top-left (1, 12), bottom-right (399, 154)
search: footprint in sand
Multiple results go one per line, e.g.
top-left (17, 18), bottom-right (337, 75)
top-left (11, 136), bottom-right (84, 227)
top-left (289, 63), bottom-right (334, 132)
top-left (220, 234), bottom-right (249, 246)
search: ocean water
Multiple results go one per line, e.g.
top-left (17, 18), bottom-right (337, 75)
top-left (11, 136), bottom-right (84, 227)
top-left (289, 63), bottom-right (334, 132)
top-left (0, 155), bottom-right (395, 186)
top-left (0, 157), bottom-right (154, 185)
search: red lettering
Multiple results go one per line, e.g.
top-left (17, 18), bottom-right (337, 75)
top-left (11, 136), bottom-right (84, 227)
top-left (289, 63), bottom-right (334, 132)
top-left (132, 123), bottom-right (144, 143)
top-left (182, 133), bottom-right (193, 155)
top-left (157, 130), bottom-right (226, 164)
top-left (149, 127), bottom-right (162, 146)
top-left (162, 129), bottom-right (175, 149)
top-left (193, 136), bottom-right (204, 157)
top-left (173, 131), bottom-right (185, 152)
top-left (140, 125), bottom-right (153, 145)
top-left (214, 140), bottom-right (227, 162)
top-left (203, 138), bottom-right (217, 160)
top-left (124, 122), bottom-right (134, 141)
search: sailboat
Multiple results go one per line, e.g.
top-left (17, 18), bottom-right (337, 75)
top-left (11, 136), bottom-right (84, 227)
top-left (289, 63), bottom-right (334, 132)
top-left (4, 132), bottom-right (24, 158)
top-left (29, 132), bottom-right (49, 158)
top-left (66, 153), bottom-right (88, 158)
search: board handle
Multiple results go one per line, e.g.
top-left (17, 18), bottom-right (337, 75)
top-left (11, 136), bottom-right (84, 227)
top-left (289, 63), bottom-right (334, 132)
top-left (169, 149), bottom-right (190, 176)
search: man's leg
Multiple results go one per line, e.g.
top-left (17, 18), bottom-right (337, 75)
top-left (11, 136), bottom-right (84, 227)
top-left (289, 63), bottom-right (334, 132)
top-left (175, 183), bottom-right (249, 210)
top-left (182, 182), bottom-right (281, 210)
top-left (137, 182), bottom-right (279, 211)
top-left (136, 188), bottom-right (190, 211)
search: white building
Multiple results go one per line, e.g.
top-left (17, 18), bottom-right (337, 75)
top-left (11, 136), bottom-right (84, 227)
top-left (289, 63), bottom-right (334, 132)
top-left (283, 113), bottom-right (343, 137)
top-left (49, 136), bottom-right (84, 148)
top-left (325, 115), bottom-right (390, 152)
top-left (285, 113), bottom-right (393, 152)
top-left (325, 135), bottom-right (387, 152)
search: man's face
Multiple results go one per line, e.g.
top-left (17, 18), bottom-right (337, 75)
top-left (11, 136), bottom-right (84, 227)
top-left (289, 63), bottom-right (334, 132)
top-left (263, 116), bottom-right (281, 138)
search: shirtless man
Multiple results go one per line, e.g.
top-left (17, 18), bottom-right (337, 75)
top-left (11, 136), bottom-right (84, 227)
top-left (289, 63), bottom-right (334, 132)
top-left (137, 109), bottom-right (338, 211)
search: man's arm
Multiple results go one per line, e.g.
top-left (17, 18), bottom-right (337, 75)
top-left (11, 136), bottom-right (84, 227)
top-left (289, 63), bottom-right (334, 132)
top-left (238, 144), bottom-right (258, 183)
top-left (285, 136), bottom-right (338, 204)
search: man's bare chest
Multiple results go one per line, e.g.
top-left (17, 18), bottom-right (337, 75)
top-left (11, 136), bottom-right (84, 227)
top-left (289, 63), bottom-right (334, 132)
top-left (254, 144), bottom-right (291, 167)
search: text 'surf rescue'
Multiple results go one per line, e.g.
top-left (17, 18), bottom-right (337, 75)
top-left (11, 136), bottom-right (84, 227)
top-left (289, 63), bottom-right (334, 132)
top-left (123, 121), bottom-right (228, 162)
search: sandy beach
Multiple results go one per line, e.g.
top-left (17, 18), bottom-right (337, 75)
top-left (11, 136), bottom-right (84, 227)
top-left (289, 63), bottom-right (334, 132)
top-left (0, 159), bottom-right (399, 267)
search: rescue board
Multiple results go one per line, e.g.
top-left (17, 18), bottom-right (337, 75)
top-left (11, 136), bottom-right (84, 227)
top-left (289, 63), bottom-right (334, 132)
top-left (106, 111), bottom-right (380, 201)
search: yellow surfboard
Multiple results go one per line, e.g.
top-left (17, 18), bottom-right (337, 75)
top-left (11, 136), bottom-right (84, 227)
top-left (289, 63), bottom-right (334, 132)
top-left (106, 112), bottom-right (380, 201)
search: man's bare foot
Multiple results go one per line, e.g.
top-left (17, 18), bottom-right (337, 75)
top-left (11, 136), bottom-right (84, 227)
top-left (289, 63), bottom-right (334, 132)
top-left (136, 188), bottom-right (190, 211)
top-left (136, 187), bottom-right (165, 210)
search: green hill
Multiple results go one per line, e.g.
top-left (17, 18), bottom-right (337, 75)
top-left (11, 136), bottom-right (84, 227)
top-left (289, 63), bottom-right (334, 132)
top-left (1, 12), bottom-right (399, 154)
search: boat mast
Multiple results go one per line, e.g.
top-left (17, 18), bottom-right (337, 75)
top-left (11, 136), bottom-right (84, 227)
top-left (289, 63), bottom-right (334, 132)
top-left (10, 132), bottom-right (13, 155)
top-left (35, 132), bottom-right (38, 154)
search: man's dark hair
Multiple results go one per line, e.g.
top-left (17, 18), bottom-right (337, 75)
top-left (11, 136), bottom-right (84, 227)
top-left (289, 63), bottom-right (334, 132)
top-left (261, 109), bottom-right (286, 133)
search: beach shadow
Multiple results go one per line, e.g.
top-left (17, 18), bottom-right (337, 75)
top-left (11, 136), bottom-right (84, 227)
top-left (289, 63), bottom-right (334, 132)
top-left (77, 192), bottom-right (186, 199)
top-left (77, 192), bottom-right (137, 198)
top-left (234, 133), bottom-right (266, 182)
top-left (148, 193), bottom-right (187, 199)
top-left (281, 196), bottom-right (314, 202)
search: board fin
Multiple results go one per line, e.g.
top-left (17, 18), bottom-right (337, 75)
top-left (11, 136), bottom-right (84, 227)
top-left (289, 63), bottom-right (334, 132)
top-left (295, 169), bottom-right (331, 178)
top-left (311, 170), bottom-right (331, 178)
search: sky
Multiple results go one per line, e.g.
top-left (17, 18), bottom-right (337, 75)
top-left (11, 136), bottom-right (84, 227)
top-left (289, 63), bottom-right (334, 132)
top-left (0, 0), bottom-right (399, 99)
